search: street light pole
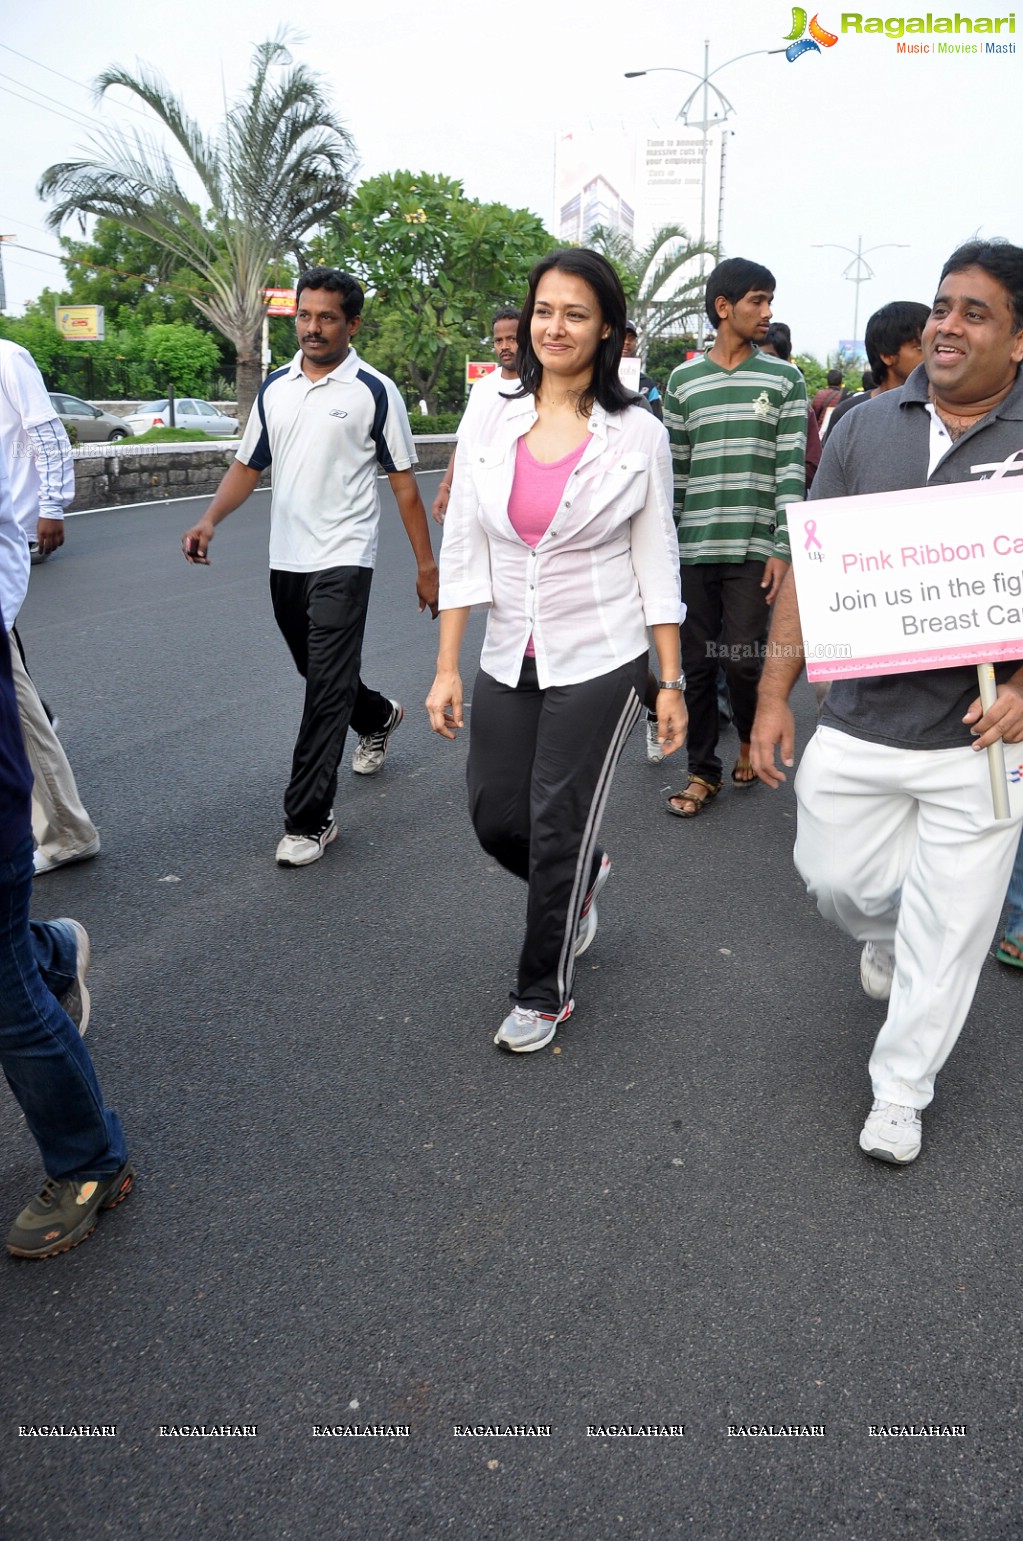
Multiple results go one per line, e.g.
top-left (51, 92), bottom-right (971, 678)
top-left (0, 235), bottom-right (16, 314)
top-left (626, 46), bottom-right (785, 267)
top-left (811, 236), bottom-right (910, 355)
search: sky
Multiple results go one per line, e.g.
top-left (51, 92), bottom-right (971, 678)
top-left (0, 0), bottom-right (1020, 363)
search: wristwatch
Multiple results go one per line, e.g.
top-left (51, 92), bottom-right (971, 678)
top-left (658, 676), bottom-right (686, 691)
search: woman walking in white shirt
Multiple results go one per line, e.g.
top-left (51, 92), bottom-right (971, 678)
top-left (426, 249), bottom-right (686, 1052)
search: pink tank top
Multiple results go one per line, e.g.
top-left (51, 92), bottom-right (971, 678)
top-left (507, 436), bottom-right (588, 657)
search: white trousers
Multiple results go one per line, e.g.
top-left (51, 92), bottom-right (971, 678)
top-left (8, 636), bottom-right (99, 867)
top-left (794, 725), bottom-right (1023, 1109)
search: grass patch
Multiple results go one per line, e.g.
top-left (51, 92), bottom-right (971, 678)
top-left (128, 427), bottom-right (234, 443)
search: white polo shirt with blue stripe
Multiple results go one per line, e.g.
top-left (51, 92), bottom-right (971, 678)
top-left (236, 347), bottom-right (417, 573)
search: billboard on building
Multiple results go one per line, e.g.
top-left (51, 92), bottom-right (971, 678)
top-left (554, 121), bottom-right (723, 252)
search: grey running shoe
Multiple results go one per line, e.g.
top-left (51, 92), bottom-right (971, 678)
top-left (575, 853), bottom-right (611, 957)
top-left (6, 1163), bottom-right (134, 1258)
top-left (351, 700), bottom-right (403, 775)
top-left (494, 998), bottom-right (574, 1053)
top-left (55, 918), bottom-right (90, 1035)
top-left (645, 714), bottom-right (664, 764)
top-left (276, 816), bottom-right (337, 867)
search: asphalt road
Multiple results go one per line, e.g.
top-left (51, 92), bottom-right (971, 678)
top-left (1, 477), bottom-right (1022, 1540)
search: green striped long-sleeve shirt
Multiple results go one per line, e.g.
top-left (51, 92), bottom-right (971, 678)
top-left (663, 350), bottom-right (807, 564)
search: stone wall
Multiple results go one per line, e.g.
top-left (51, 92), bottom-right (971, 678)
top-left (67, 436), bottom-right (455, 512)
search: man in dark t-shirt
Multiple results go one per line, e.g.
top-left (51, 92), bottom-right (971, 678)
top-left (752, 239), bottom-right (1023, 1167)
top-left (623, 321), bottom-right (663, 420)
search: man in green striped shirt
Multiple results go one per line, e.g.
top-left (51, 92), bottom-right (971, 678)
top-left (664, 258), bottom-right (807, 817)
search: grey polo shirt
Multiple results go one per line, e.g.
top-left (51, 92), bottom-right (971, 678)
top-left (814, 364), bottom-right (1023, 749)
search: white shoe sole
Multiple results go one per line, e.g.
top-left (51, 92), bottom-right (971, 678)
top-left (858, 1136), bottom-right (920, 1164)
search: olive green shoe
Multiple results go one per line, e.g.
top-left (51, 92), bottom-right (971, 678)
top-left (6, 1163), bottom-right (134, 1259)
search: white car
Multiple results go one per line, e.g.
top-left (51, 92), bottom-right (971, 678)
top-left (123, 397), bottom-right (239, 436)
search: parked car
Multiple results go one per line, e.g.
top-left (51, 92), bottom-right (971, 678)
top-left (48, 392), bottom-right (131, 442)
top-left (122, 398), bottom-right (239, 437)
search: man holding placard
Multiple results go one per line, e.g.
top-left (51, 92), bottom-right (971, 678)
top-left (751, 239), bottom-right (1023, 1165)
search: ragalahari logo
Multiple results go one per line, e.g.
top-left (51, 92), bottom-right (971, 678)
top-left (784, 7), bottom-right (840, 59)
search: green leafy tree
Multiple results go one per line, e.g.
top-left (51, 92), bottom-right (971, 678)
top-left (37, 33), bottom-right (356, 425)
top-left (357, 304), bottom-right (472, 415)
top-left (794, 353), bottom-right (828, 395)
top-left (0, 307), bottom-right (66, 375)
top-left (55, 218), bottom-right (208, 333)
top-left (143, 322), bottom-right (222, 395)
top-left (588, 223), bottom-right (715, 351)
top-left (316, 171), bottom-right (552, 412)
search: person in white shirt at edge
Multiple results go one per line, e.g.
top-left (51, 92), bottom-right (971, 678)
top-left (431, 308), bottom-right (521, 524)
top-left (182, 268), bottom-right (439, 867)
top-left (426, 248), bottom-right (687, 1053)
top-left (0, 339), bottom-right (100, 874)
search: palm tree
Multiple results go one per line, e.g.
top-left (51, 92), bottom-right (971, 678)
top-left (38, 34), bottom-right (356, 425)
top-left (589, 224), bottom-right (715, 351)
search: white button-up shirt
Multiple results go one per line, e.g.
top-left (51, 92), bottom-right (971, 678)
top-left (440, 391), bottom-right (684, 688)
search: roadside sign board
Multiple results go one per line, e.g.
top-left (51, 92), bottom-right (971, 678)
top-left (263, 288), bottom-right (296, 316)
top-left (789, 470), bottom-right (1023, 681)
top-left (55, 305), bottom-right (104, 340)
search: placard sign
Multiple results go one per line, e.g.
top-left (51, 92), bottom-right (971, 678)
top-left (789, 468), bottom-right (1023, 681)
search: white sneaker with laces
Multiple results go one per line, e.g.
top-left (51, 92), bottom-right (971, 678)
top-left (645, 713), bottom-right (664, 764)
top-left (494, 999), bottom-right (574, 1053)
top-left (575, 853), bottom-right (611, 957)
top-left (276, 816), bottom-right (337, 867)
top-left (859, 1099), bottom-right (922, 1163)
top-left (352, 700), bottom-right (403, 775)
top-left (859, 941), bottom-right (896, 1000)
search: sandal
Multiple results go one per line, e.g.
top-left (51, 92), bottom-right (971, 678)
top-left (731, 756), bottom-right (757, 788)
top-left (667, 775), bottom-right (721, 818)
top-left (996, 935), bottom-right (1023, 969)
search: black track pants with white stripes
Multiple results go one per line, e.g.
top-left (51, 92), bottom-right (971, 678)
top-left (466, 653), bottom-right (646, 1012)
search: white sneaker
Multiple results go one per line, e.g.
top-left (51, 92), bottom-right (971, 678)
top-left (276, 816), bottom-right (337, 867)
top-left (352, 700), bottom-right (403, 775)
top-left (859, 941), bottom-right (895, 1001)
top-left (33, 835), bottom-right (101, 876)
top-left (575, 853), bottom-right (611, 957)
top-left (859, 1099), bottom-right (922, 1163)
top-left (494, 999), bottom-right (574, 1053)
top-left (645, 714), bottom-right (664, 764)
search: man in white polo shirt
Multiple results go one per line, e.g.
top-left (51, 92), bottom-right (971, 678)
top-left (183, 268), bottom-right (439, 867)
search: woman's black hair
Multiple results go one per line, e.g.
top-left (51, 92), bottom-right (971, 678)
top-left (515, 248), bottom-right (640, 416)
top-left (761, 323), bottom-right (791, 360)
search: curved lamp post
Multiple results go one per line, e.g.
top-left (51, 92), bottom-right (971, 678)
top-left (811, 237), bottom-right (910, 354)
top-left (625, 45), bottom-right (785, 260)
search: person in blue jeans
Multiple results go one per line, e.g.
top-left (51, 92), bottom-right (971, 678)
top-left (997, 829), bottom-right (1023, 968)
top-left (0, 626), bottom-right (132, 1258)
